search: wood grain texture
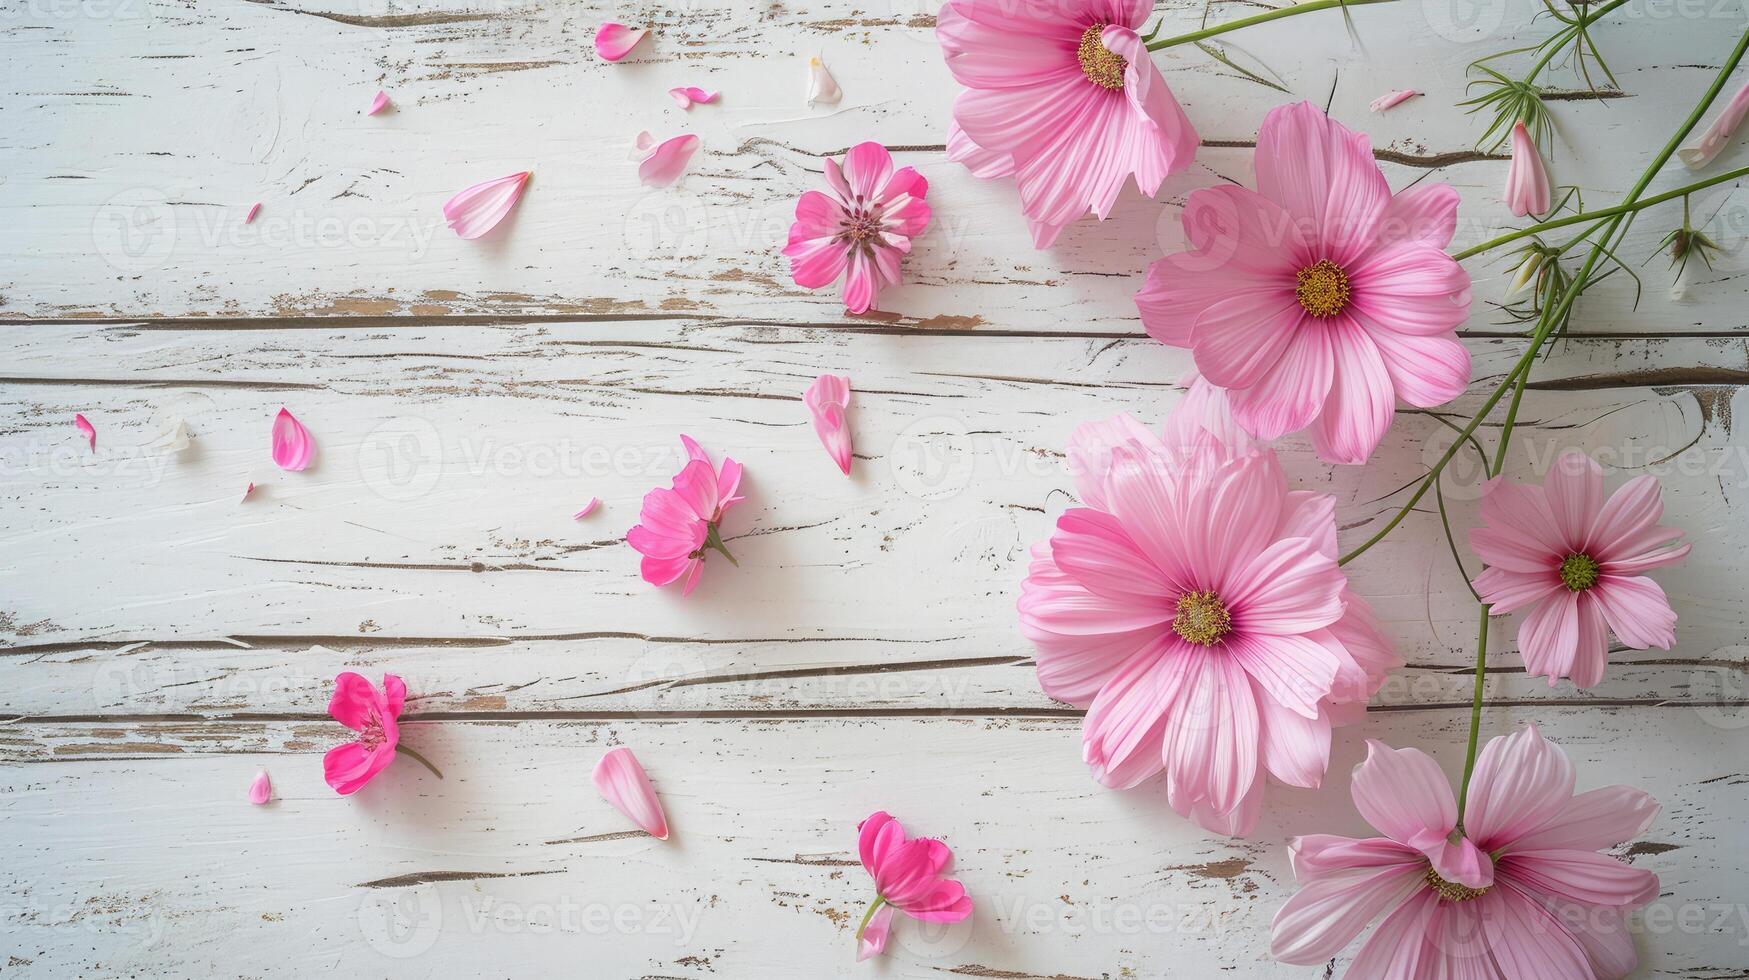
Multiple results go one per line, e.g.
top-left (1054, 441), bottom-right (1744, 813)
top-left (5, 0), bottom-right (1749, 977)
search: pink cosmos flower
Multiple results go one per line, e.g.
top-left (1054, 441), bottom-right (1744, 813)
top-left (937, 0), bottom-right (1197, 248)
top-left (1506, 119), bottom-right (1552, 217)
top-left (323, 672), bottom-right (441, 795)
top-left (1135, 101), bottom-right (1473, 465)
top-left (803, 374), bottom-right (853, 474)
top-left (443, 171), bottom-right (532, 239)
top-left (1272, 725), bottom-right (1660, 978)
top-left (854, 811), bottom-right (973, 960)
top-left (1018, 400), bottom-right (1398, 835)
top-left (783, 142), bottom-right (930, 315)
top-left (1470, 452), bottom-right (1690, 689)
top-left (627, 435), bottom-right (745, 595)
top-left (271, 407), bottom-right (314, 471)
top-left (1681, 79), bottom-right (1749, 168)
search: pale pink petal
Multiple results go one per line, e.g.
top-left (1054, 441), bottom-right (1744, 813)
top-left (1348, 244), bottom-right (1472, 336)
top-left (1543, 452), bottom-right (1604, 549)
top-left (1256, 688), bottom-right (1331, 789)
top-left (1568, 597), bottom-right (1611, 688)
top-left (1064, 411), bottom-right (1161, 510)
top-left (856, 902), bottom-right (893, 961)
top-left (1508, 785), bottom-right (1660, 853)
top-left (1160, 649), bottom-right (1259, 820)
top-left (1349, 740), bottom-right (1456, 845)
top-left (1224, 326), bottom-right (1334, 440)
top-left (241, 482), bottom-right (256, 502)
top-left (1018, 545), bottom-right (1158, 706)
top-left (594, 22), bottom-right (648, 61)
top-left (1080, 637), bottom-right (1188, 789)
top-left (1366, 182), bottom-right (1461, 253)
top-left (803, 374), bottom-right (853, 474)
top-left (1289, 835), bottom-right (1422, 878)
top-left (1309, 319), bottom-right (1394, 465)
top-left (669, 86), bottom-right (719, 109)
top-left (1473, 566), bottom-right (1563, 615)
top-left (637, 134), bottom-right (699, 188)
top-left (1050, 508), bottom-right (1172, 606)
top-left (1254, 101), bottom-right (1390, 266)
top-left (806, 56), bottom-right (842, 106)
top-left (1367, 328), bottom-right (1469, 408)
top-left (1269, 863), bottom-right (1425, 965)
top-left (1369, 89), bottom-right (1420, 112)
top-left (1506, 120), bottom-right (1552, 217)
top-left (270, 407), bottom-right (314, 471)
top-left (839, 142), bottom-right (895, 202)
top-left (245, 202), bottom-right (261, 224)
top-left (248, 770), bottom-right (272, 805)
top-left (841, 249), bottom-right (877, 314)
top-left (1502, 849), bottom-right (1659, 908)
top-left (1517, 590), bottom-right (1582, 683)
top-left (74, 413), bottom-right (96, 451)
top-left (1590, 474), bottom-right (1678, 564)
top-left (1590, 574), bottom-right (1679, 650)
top-left (1344, 888), bottom-right (1438, 979)
top-left (1189, 291), bottom-right (1305, 390)
top-left (946, 121), bottom-right (1015, 179)
top-left (592, 746), bottom-right (670, 840)
top-left (1222, 536), bottom-right (1346, 637)
top-left (1225, 631), bottom-right (1339, 721)
top-left (367, 90), bottom-right (390, 115)
top-left (1463, 724), bottom-right (1575, 852)
top-left (573, 497), bottom-right (601, 520)
top-left (1484, 882), bottom-right (1594, 980)
top-left (443, 171), bottom-right (531, 240)
top-left (1680, 79), bottom-right (1749, 168)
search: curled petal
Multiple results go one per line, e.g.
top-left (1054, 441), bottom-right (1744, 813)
top-left (242, 482), bottom-right (256, 502)
top-left (248, 770), bottom-right (272, 805)
top-left (592, 746), bottom-right (670, 840)
top-left (1506, 121), bottom-right (1551, 218)
top-left (856, 903), bottom-right (893, 961)
top-left (806, 56), bottom-right (842, 106)
top-left (367, 90), bottom-right (391, 115)
top-left (668, 86), bottom-right (719, 109)
top-left (245, 203), bottom-right (261, 224)
top-left (573, 497), bottom-right (601, 520)
top-left (1680, 80), bottom-right (1749, 168)
top-left (443, 171), bottom-right (532, 240)
top-left (636, 134), bottom-right (700, 188)
top-left (74, 413), bottom-right (96, 451)
top-left (803, 374), bottom-right (853, 474)
top-left (594, 23), bottom-right (648, 62)
top-left (270, 407), bottom-right (315, 471)
top-left (1369, 89), bottom-right (1420, 112)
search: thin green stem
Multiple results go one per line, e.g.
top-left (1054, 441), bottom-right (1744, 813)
top-left (1454, 603), bottom-right (1492, 824)
top-left (1520, 0), bottom-right (1631, 85)
top-left (855, 897), bottom-right (888, 941)
top-left (1453, 165), bottom-right (1749, 261)
top-left (1144, 0), bottom-right (1396, 51)
top-left (397, 744), bottom-right (444, 780)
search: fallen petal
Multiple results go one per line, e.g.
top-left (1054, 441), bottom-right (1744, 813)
top-left (1681, 80), bottom-right (1749, 169)
top-left (856, 903), bottom-right (894, 961)
top-left (74, 413), bottom-right (96, 451)
top-left (245, 202), bottom-right (261, 224)
top-left (368, 90), bottom-right (391, 115)
top-left (806, 56), bottom-right (842, 107)
top-left (573, 497), bottom-right (601, 520)
top-left (1369, 89), bottom-right (1420, 112)
top-left (443, 171), bottom-right (532, 240)
top-left (637, 133), bottom-right (700, 188)
top-left (271, 408), bottom-right (315, 471)
top-left (592, 746), bottom-right (670, 839)
top-left (242, 482), bottom-right (256, 502)
top-left (594, 23), bottom-right (648, 62)
top-left (668, 86), bottom-right (719, 109)
top-left (156, 417), bottom-right (191, 454)
top-left (803, 374), bottom-right (853, 475)
top-left (248, 770), bottom-right (272, 805)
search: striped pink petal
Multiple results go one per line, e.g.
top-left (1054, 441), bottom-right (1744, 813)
top-left (669, 86), bottom-right (719, 109)
top-left (1369, 89), bottom-right (1420, 112)
top-left (1681, 80), bottom-right (1749, 168)
top-left (594, 23), bottom-right (647, 61)
top-left (74, 413), bottom-right (96, 451)
top-left (248, 770), bottom-right (272, 805)
top-left (245, 202), bottom-right (261, 224)
top-left (635, 133), bottom-right (700, 188)
top-left (592, 746), bottom-right (670, 839)
top-left (367, 90), bottom-right (390, 115)
top-left (573, 497), bottom-right (601, 520)
top-left (443, 171), bottom-right (531, 239)
top-left (270, 407), bottom-right (315, 471)
top-left (856, 903), bottom-right (894, 961)
top-left (803, 374), bottom-right (853, 475)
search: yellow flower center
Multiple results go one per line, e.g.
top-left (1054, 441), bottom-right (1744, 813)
top-left (1559, 553), bottom-right (1601, 592)
top-left (1423, 866), bottom-right (1490, 902)
top-left (1077, 24), bottom-right (1127, 91)
top-left (1173, 590), bottom-right (1232, 646)
top-left (1295, 259), bottom-right (1351, 318)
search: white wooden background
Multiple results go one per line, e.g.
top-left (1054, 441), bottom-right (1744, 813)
top-left (4, 0), bottom-right (1749, 976)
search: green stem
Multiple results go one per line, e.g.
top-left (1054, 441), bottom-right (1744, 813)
top-left (397, 743), bottom-right (444, 780)
top-left (1144, 0), bottom-right (1396, 51)
top-left (854, 897), bottom-right (887, 941)
top-left (705, 523), bottom-right (738, 566)
top-left (1452, 165), bottom-right (1749, 261)
top-left (1454, 603), bottom-right (1492, 824)
top-left (1520, 0), bottom-right (1631, 85)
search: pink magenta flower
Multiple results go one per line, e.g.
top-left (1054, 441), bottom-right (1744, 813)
top-left (1470, 452), bottom-right (1690, 688)
top-left (1135, 101), bottom-right (1473, 465)
top-left (1018, 398), bottom-right (1398, 835)
top-left (1506, 119), bottom-right (1552, 217)
top-left (1272, 725), bottom-right (1660, 977)
top-left (803, 374), bottom-right (853, 474)
top-left (783, 142), bottom-right (930, 314)
top-left (854, 811), bottom-right (973, 960)
top-left (627, 435), bottom-right (745, 595)
top-left (323, 672), bottom-right (442, 795)
top-left (1681, 80), bottom-right (1749, 168)
top-left (937, 0), bottom-right (1197, 248)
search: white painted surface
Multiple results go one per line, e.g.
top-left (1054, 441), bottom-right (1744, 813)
top-left (2, 1), bottom-right (1747, 977)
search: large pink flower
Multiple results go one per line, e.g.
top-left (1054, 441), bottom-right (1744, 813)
top-left (1136, 101), bottom-right (1473, 465)
top-left (323, 672), bottom-right (406, 795)
top-left (1018, 397), bottom-right (1397, 835)
top-left (1470, 452), bottom-right (1690, 688)
top-left (854, 811), bottom-right (973, 960)
top-left (938, 0), bottom-right (1197, 248)
top-left (627, 435), bottom-right (745, 595)
top-left (782, 142), bottom-right (930, 315)
top-left (1272, 725), bottom-right (1660, 978)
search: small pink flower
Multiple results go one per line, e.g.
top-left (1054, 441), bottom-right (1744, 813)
top-left (938, 0), bottom-right (1197, 248)
top-left (1369, 89), bottom-right (1420, 112)
top-left (592, 746), bottom-right (670, 839)
top-left (1470, 452), bottom-right (1689, 688)
top-left (782, 142), bottom-right (930, 314)
top-left (803, 374), bottom-right (853, 474)
top-left (443, 171), bottom-right (531, 239)
top-left (247, 770), bottom-right (272, 805)
top-left (1506, 119), bottom-right (1552, 217)
top-left (1136, 101), bottom-right (1473, 465)
top-left (854, 812), bottom-right (972, 959)
top-left (323, 672), bottom-right (427, 795)
top-left (270, 407), bottom-right (314, 471)
top-left (593, 22), bottom-right (647, 61)
top-left (1272, 726), bottom-right (1660, 977)
top-left (668, 86), bottom-right (718, 109)
top-left (367, 90), bottom-right (391, 115)
top-left (627, 435), bottom-right (745, 595)
top-left (632, 131), bottom-right (700, 188)
top-left (74, 413), bottom-right (96, 451)
top-left (1680, 80), bottom-right (1749, 168)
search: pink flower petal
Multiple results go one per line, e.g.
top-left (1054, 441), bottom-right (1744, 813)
top-left (668, 86), bottom-right (719, 109)
top-left (592, 746), bottom-right (670, 839)
top-left (1369, 89), bottom-right (1420, 112)
top-left (573, 497), bottom-right (601, 520)
top-left (806, 56), bottom-right (841, 106)
top-left (803, 374), bottom-right (853, 474)
top-left (368, 90), bottom-right (391, 115)
top-left (636, 133), bottom-right (700, 188)
top-left (248, 770), bottom-right (272, 805)
top-left (856, 903), bottom-right (893, 961)
top-left (1506, 120), bottom-right (1552, 217)
top-left (74, 413), bottom-right (96, 451)
top-left (242, 482), bottom-right (256, 502)
top-left (594, 23), bottom-right (648, 62)
top-left (245, 202), bottom-right (261, 224)
top-left (270, 407), bottom-right (315, 471)
top-left (1680, 79), bottom-right (1749, 168)
top-left (443, 171), bottom-right (532, 240)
